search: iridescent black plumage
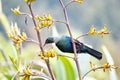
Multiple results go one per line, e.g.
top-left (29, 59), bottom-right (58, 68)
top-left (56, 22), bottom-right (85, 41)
top-left (45, 36), bottom-right (102, 60)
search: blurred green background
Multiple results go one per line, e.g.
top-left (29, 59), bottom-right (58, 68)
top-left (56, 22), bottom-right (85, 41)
top-left (0, 0), bottom-right (120, 80)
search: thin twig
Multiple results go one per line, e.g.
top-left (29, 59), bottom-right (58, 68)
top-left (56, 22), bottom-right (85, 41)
top-left (54, 20), bottom-right (67, 24)
top-left (82, 67), bottom-right (102, 79)
top-left (21, 12), bottom-right (32, 18)
top-left (76, 33), bottom-right (89, 40)
top-left (65, 0), bottom-right (75, 8)
top-left (58, 0), bottom-right (82, 80)
top-left (27, 3), bottom-right (55, 80)
top-left (26, 38), bottom-right (40, 45)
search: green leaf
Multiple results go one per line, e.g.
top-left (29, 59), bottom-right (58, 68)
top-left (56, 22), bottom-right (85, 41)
top-left (59, 56), bottom-right (76, 80)
top-left (51, 58), bottom-right (66, 80)
top-left (51, 55), bottom-right (76, 80)
top-left (9, 56), bottom-right (18, 70)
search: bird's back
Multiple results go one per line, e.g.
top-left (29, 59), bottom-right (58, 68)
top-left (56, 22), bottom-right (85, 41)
top-left (56, 36), bottom-right (74, 53)
top-left (55, 36), bottom-right (85, 53)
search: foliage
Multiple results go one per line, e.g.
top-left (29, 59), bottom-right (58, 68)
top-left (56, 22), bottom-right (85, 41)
top-left (0, 0), bottom-right (119, 80)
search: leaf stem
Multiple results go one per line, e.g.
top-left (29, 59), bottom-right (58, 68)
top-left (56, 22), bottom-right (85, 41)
top-left (26, 38), bottom-right (40, 45)
top-left (82, 67), bottom-right (102, 79)
top-left (76, 33), bottom-right (89, 40)
top-left (65, 0), bottom-right (75, 8)
top-left (27, 3), bottom-right (55, 80)
top-left (54, 20), bottom-right (67, 24)
top-left (21, 12), bottom-right (32, 18)
top-left (59, 0), bottom-right (82, 80)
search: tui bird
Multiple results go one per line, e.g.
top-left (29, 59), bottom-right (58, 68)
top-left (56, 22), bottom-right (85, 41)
top-left (44, 36), bottom-right (102, 60)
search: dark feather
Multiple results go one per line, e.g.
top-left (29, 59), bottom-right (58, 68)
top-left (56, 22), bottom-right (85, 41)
top-left (74, 39), bottom-right (102, 60)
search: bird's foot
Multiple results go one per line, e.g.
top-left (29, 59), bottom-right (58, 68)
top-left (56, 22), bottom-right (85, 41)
top-left (74, 55), bottom-right (79, 61)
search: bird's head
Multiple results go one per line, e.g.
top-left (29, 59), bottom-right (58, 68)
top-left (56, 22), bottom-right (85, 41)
top-left (45, 37), bottom-right (55, 44)
top-left (44, 36), bottom-right (59, 46)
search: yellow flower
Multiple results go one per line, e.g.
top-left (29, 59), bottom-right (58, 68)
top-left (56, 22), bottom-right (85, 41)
top-left (89, 62), bottom-right (95, 68)
top-left (21, 32), bottom-right (27, 41)
top-left (89, 62), bottom-right (98, 71)
top-left (88, 26), bottom-right (96, 35)
top-left (88, 25), bottom-right (110, 36)
top-left (47, 14), bottom-right (53, 21)
top-left (35, 14), bottom-right (53, 29)
top-left (102, 63), bottom-right (110, 72)
top-left (11, 6), bottom-right (21, 15)
top-left (39, 48), bottom-right (56, 60)
top-left (23, 65), bottom-right (32, 76)
top-left (45, 49), bottom-right (56, 58)
top-left (97, 25), bottom-right (110, 35)
top-left (24, 0), bottom-right (36, 3)
top-left (8, 23), bottom-right (27, 47)
top-left (18, 64), bottom-right (43, 80)
top-left (102, 63), bottom-right (118, 72)
top-left (74, 0), bottom-right (83, 4)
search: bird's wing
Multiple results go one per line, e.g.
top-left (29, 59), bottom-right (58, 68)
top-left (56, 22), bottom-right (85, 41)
top-left (73, 39), bottom-right (84, 53)
top-left (74, 39), bottom-right (83, 46)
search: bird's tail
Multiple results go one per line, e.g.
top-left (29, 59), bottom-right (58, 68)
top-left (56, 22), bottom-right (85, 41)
top-left (85, 46), bottom-right (102, 60)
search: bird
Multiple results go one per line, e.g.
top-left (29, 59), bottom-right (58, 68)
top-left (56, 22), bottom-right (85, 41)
top-left (44, 36), bottom-right (102, 60)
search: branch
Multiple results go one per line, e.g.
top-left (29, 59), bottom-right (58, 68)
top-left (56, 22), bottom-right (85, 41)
top-left (54, 20), bottom-right (67, 24)
top-left (58, 0), bottom-right (82, 80)
top-left (27, 3), bottom-right (55, 80)
top-left (76, 33), bottom-right (89, 40)
top-left (26, 38), bottom-right (40, 45)
top-left (82, 67), bottom-right (102, 79)
top-left (21, 12), bottom-right (32, 18)
top-left (65, 0), bottom-right (75, 8)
